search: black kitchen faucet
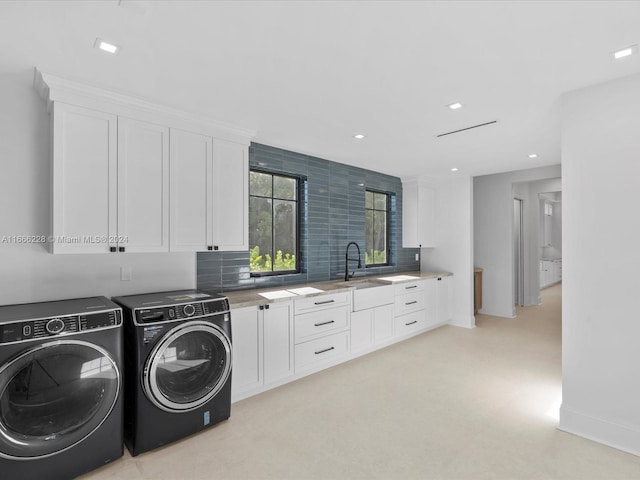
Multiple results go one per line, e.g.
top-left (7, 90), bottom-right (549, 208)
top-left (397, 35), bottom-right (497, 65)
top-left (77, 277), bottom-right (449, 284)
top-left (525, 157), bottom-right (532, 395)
top-left (344, 241), bottom-right (362, 281)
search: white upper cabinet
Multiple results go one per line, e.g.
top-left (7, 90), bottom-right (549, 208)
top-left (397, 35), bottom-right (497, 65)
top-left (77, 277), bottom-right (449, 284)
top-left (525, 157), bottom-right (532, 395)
top-left (169, 130), bottom-right (248, 252)
top-left (37, 70), bottom-right (254, 254)
top-left (402, 179), bottom-right (435, 248)
top-left (212, 139), bottom-right (248, 251)
top-left (51, 103), bottom-right (117, 254)
top-left (169, 129), bottom-right (214, 252)
top-left (117, 117), bottom-right (170, 253)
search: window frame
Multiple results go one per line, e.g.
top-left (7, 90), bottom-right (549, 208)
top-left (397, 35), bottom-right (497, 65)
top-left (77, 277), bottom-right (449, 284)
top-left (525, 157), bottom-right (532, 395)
top-left (249, 168), bottom-right (302, 277)
top-left (365, 188), bottom-right (391, 267)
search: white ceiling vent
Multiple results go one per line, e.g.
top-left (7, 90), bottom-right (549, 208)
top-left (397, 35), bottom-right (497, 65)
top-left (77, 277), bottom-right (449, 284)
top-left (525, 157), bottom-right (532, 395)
top-left (436, 120), bottom-right (498, 138)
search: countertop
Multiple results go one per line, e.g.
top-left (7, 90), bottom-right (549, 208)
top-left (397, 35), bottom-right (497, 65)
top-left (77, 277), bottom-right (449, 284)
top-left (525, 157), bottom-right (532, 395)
top-left (221, 271), bottom-right (452, 309)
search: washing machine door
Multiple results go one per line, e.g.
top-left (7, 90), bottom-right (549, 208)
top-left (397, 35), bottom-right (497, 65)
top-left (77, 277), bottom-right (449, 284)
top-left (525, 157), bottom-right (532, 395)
top-left (143, 320), bottom-right (231, 412)
top-left (0, 340), bottom-right (120, 459)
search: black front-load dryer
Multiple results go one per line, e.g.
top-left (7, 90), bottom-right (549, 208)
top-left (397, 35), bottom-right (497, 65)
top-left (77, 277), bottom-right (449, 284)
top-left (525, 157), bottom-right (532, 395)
top-left (0, 297), bottom-right (123, 479)
top-left (112, 290), bottom-right (232, 456)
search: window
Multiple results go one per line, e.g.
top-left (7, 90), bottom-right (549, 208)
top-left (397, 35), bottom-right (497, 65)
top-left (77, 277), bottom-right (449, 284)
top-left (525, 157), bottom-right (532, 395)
top-left (365, 190), bottom-right (390, 266)
top-left (249, 170), bottom-right (300, 275)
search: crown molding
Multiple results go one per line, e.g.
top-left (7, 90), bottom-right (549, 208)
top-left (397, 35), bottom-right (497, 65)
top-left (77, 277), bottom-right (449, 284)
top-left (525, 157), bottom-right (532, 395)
top-left (34, 68), bottom-right (256, 144)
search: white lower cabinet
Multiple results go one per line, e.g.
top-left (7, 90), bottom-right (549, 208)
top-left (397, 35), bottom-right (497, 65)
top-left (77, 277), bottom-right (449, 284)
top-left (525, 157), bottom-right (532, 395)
top-left (231, 301), bottom-right (293, 401)
top-left (293, 293), bottom-right (351, 375)
top-left (540, 259), bottom-right (562, 288)
top-left (435, 276), bottom-right (452, 324)
top-left (232, 276), bottom-right (452, 402)
top-left (294, 331), bottom-right (350, 371)
top-left (263, 303), bottom-right (295, 385)
top-left (351, 284), bottom-right (395, 354)
top-left (394, 310), bottom-right (427, 337)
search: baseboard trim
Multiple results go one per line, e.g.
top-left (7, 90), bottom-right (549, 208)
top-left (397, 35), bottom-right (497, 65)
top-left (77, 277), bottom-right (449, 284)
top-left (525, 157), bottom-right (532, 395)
top-left (448, 314), bottom-right (476, 329)
top-left (477, 308), bottom-right (516, 319)
top-left (559, 405), bottom-right (640, 457)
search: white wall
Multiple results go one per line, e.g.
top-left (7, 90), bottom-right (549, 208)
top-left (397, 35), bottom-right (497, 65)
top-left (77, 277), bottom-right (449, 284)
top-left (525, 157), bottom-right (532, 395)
top-left (0, 71), bottom-right (195, 306)
top-left (559, 73), bottom-right (640, 455)
top-left (474, 165), bottom-right (561, 317)
top-left (421, 175), bottom-right (475, 328)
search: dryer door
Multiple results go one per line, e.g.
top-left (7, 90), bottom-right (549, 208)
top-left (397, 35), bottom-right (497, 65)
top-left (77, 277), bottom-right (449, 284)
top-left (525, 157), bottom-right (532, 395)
top-left (144, 320), bottom-right (231, 412)
top-left (0, 340), bottom-right (120, 459)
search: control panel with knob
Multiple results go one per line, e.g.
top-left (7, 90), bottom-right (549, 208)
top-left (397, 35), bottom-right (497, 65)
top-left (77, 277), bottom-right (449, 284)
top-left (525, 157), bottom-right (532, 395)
top-left (46, 318), bottom-right (66, 335)
top-left (182, 304), bottom-right (196, 317)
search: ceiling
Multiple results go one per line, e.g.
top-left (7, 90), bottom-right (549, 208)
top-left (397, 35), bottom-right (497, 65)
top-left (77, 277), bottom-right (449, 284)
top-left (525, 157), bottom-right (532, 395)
top-left (2, 0), bottom-right (640, 178)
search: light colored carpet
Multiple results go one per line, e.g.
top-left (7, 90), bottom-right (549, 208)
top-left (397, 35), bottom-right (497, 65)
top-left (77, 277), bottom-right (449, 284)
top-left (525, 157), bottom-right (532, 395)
top-left (81, 284), bottom-right (640, 479)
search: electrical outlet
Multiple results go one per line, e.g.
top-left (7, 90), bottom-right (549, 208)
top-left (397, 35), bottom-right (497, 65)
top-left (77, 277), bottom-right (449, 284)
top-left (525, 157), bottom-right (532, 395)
top-left (120, 266), bottom-right (132, 281)
top-left (415, 253), bottom-right (420, 261)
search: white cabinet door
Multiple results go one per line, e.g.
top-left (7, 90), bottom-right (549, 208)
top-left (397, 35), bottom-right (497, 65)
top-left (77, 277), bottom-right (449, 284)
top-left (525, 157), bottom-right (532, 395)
top-left (436, 276), bottom-right (452, 324)
top-left (212, 139), bottom-right (248, 251)
top-left (373, 304), bottom-right (394, 344)
top-left (402, 179), bottom-right (435, 248)
top-left (424, 277), bottom-right (438, 328)
top-left (263, 302), bottom-right (294, 385)
top-left (351, 310), bottom-right (373, 353)
top-left (169, 129), bottom-right (213, 252)
top-left (51, 103), bottom-right (117, 253)
top-left (231, 306), bottom-right (263, 397)
top-left (117, 117), bottom-right (169, 253)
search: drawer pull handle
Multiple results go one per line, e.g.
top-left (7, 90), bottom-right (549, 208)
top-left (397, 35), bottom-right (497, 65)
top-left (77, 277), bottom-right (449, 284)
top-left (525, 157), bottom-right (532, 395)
top-left (314, 299), bottom-right (335, 305)
top-left (405, 285), bottom-right (418, 289)
top-left (405, 301), bottom-right (418, 305)
top-left (314, 346), bottom-right (335, 355)
top-left (405, 320), bottom-right (418, 326)
top-left (314, 320), bottom-right (335, 327)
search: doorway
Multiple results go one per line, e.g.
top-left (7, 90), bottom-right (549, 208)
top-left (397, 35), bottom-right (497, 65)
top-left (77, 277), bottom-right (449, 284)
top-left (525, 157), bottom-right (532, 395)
top-left (513, 198), bottom-right (524, 306)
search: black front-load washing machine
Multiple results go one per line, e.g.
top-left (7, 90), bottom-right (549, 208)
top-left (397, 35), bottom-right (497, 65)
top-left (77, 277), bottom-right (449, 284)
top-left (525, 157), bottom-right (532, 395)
top-left (112, 290), bottom-right (232, 456)
top-left (0, 297), bottom-right (123, 479)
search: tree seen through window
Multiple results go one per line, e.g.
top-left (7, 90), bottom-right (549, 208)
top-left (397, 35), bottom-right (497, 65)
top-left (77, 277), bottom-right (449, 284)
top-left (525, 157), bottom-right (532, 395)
top-left (365, 190), bottom-right (389, 266)
top-left (249, 171), bottom-right (299, 274)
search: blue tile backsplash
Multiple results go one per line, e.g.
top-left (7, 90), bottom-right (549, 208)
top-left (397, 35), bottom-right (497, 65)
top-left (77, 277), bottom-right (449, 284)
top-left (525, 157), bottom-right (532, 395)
top-left (197, 143), bottom-right (420, 292)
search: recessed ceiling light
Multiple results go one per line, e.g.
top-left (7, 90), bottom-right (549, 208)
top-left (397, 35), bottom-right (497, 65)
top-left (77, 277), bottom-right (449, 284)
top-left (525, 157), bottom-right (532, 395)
top-left (353, 134), bottom-right (366, 140)
top-left (613, 45), bottom-right (636, 60)
top-left (94, 38), bottom-right (119, 54)
top-left (447, 102), bottom-right (463, 110)
top-left (529, 154), bottom-right (538, 158)
top-left (451, 167), bottom-right (459, 172)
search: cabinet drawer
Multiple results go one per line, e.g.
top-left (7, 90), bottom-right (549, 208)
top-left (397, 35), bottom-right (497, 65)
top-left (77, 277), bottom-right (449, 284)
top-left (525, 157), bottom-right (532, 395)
top-left (394, 310), bottom-right (426, 337)
top-left (394, 289), bottom-right (426, 316)
top-left (295, 331), bottom-right (350, 371)
top-left (294, 291), bottom-right (351, 314)
top-left (394, 281), bottom-right (425, 296)
top-left (295, 306), bottom-right (349, 343)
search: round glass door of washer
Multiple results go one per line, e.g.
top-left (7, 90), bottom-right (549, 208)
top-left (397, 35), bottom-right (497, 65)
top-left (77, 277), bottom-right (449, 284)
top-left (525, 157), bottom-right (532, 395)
top-left (143, 321), bottom-right (231, 412)
top-left (0, 340), bottom-right (120, 459)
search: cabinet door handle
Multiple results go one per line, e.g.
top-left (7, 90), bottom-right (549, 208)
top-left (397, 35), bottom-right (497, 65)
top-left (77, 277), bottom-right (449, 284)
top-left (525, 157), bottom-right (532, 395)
top-left (118, 246), bottom-right (125, 253)
top-left (213, 245), bottom-right (219, 251)
top-left (405, 285), bottom-right (418, 290)
top-left (405, 301), bottom-right (418, 305)
top-left (437, 277), bottom-right (442, 281)
top-left (314, 320), bottom-right (335, 327)
top-left (314, 299), bottom-right (335, 305)
top-left (109, 246), bottom-right (116, 253)
top-left (207, 246), bottom-right (213, 251)
top-left (314, 346), bottom-right (335, 355)
top-left (259, 305), bottom-right (264, 310)
top-left (405, 320), bottom-right (418, 326)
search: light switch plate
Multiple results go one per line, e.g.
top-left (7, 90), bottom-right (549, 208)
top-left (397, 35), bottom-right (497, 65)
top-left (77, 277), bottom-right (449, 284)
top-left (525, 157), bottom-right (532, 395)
top-left (415, 253), bottom-right (420, 261)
